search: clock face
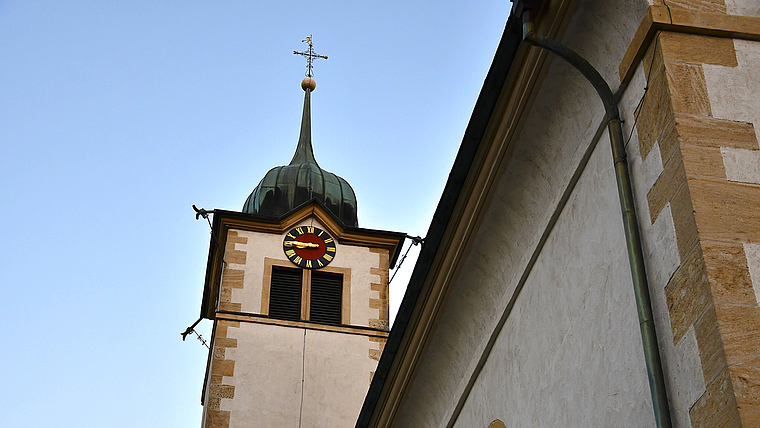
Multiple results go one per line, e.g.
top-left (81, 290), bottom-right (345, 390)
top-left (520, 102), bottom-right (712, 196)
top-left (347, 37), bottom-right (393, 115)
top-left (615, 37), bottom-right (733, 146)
top-left (282, 226), bottom-right (336, 269)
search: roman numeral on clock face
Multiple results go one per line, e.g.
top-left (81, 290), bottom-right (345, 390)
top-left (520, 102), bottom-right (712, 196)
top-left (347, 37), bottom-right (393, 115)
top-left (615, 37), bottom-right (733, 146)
top-left (282, 226), bottom-right (336, 269)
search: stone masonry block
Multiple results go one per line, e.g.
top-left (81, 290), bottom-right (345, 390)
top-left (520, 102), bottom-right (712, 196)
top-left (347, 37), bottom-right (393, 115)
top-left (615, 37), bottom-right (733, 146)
top-left (666, 62), bottom-right (712, 116)
top-left (204, 410), bottom-right (231, 428)
top-left (730, 366), bottom-right (760, 427)
top-left (675, 115), bottom-right (758, 150)
top-left (218, 302), bottom-right (242, 312)
top-left (690, 367), bottom-right (741, 428)
top-left (637, 42), bottom-right (674, 159)
top-left (731, 365), bottom-right (760, 406)
top-left (702, 240), bottom-right (756, 305)
top-left (219, 287), bottom-right (232, 303)
top-left (681, 144), bottom-right (726, 181)
top-left (210, 384), bottom-right (235, 400)
top-left (369, 298), bottom-right (388, 315)
top-left (715, 303), bottom-right (760, 367)
top-left (211, 359), bottom-right (235, 377)
top-left (370, 267), bottom-right (389, 284)
top-left (670, 180), bottom-right (700, 259)
top-left (666, 244), bottom-right (712, 343)
top-left (207, 397), bottom-right (221, 411)
top-left (371, 283), bottom-right (389, 305)
top-left (214, 337), bottom-right (237, 349)
top-left (369, 336), bottom-right (387, 351)
top-left (215, 325), bottom-right (228, 338)
top-left (213, 346), bottom-right (225, 360)
top-left (369, 248), bottom-right (390, 270)
top-left (738, 402), bottom-right (760, 428)
top-left (665, 0), bottom-right (726, 13)
top-left (689, 179), bottom-right (760, 243)
top-left (224, 249), bottom-right (246, 265)
top-left (221, 268), bottom-right (244, 289)
top-left (695, 306), bottom-right (728, 385)
top-left (226, 235), bottom-right (248, 245)
top-left (369, 319), bottom-right (390, 330)
top-left (660, 32), bottom-right (737, 67)
top-left (648, 144), bottom-right (687, 223)
top-left (658, 118), bottom-right (681, 169)
top-left (217, 320), bottom-right (240, 328)
top-left (369, 348), bottom-right (382, 361)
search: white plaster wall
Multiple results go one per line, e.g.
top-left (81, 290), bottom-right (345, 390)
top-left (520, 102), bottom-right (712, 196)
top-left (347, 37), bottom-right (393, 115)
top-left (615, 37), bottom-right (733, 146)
top-left (227, 217), bottom-right (381, 327)
top-left (703, 39), bottom-right (760, 188)
top-left (223, 323), bottom-right (304, 427)
top-left (726, 0), bottom-right (760, 17)
top-left (721, 147), bottom-right (760, 184)
top-left (301, 330), bottom-right (379, 427)
top-left (393, 0), bottom-right (708, 426)
top-left (746, 243), bottom-right (760, 303)
top-left (226, 228), bottom-right (281, 313)
top-left (454, 131), bottom-right (652, 427)
top-left (344, 245), bottom-right (384, 327)
top-left (223, 323), bottom-right (377, 428)
top-left (395, 53), bottom-right (608, 425)
top-left (703, 39), bottom-right (760, 144)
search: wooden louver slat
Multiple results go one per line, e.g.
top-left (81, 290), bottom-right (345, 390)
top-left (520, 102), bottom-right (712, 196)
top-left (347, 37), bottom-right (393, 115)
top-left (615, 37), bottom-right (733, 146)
top-left (310, 270), bottom-right (342, 324)
top-left (269, 266), bottom-right (302, 321)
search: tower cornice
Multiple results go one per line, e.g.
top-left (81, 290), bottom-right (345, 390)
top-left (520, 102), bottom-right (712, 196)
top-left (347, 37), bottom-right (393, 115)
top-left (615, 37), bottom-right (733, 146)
top-left (200, 202), bottom-right (406, 320)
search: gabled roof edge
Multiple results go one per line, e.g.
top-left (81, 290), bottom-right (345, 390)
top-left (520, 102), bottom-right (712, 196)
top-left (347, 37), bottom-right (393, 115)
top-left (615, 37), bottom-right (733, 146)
top-left (355, 14), bottom-right (525, 428)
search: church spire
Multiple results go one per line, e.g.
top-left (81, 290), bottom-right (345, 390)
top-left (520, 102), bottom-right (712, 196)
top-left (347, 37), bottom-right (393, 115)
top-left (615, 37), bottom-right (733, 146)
top-left (290, 36), bottom-right (327, 166)
top-left (242, 37), bottom-right (358, 227)
top-left (289, 81), bottom-right (318, 166)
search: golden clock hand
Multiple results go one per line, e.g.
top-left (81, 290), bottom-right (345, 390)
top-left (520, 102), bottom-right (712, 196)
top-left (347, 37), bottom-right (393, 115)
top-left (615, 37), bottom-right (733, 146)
top-left (284, 241), bottom-right (320, 249)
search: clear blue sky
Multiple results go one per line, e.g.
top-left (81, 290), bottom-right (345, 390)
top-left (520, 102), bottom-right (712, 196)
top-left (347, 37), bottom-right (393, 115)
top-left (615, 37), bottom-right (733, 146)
top-left (0, 1), bottom-right (509, 426)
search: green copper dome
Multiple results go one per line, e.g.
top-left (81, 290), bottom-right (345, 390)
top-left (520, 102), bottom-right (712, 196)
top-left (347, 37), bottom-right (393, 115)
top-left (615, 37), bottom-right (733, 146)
top-left (242, 84), bottom-right (358, 227)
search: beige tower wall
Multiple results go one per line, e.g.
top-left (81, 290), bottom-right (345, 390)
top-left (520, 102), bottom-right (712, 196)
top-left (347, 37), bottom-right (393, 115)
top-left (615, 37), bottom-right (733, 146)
top-left (214, 323), bottom-right (383, 428)
top-left (200, 212), bottom-right (393, 428)
top-left (221, 217), bottom-right (386, 328)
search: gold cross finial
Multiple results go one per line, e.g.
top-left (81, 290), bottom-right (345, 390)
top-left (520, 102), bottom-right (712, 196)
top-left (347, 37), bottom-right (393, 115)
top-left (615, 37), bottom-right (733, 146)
top-left (293, 35), bottom-right (328, 78)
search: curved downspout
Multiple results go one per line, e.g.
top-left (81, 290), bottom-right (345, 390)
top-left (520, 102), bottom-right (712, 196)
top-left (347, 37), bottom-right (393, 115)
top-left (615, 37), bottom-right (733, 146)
top-left (519, 9), bottom-right (672, 428)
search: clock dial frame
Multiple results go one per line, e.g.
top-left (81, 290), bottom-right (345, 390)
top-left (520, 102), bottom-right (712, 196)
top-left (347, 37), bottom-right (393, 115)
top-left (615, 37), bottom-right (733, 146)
top-left (283, 226), bottom-right (336, 269)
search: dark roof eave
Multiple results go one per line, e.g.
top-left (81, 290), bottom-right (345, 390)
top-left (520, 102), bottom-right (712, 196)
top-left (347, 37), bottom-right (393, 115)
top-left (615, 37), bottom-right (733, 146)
top-left (355, 14), bottom-right (524, 428)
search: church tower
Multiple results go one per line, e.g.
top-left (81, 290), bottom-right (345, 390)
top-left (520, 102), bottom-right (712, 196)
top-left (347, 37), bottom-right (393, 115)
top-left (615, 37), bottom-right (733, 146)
top-left (196, 40), bottom-right (405, 428)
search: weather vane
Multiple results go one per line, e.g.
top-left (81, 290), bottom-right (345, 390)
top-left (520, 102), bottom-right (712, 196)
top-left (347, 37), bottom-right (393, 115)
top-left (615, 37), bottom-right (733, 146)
top-left (293, 35), bottom-right (328, 78)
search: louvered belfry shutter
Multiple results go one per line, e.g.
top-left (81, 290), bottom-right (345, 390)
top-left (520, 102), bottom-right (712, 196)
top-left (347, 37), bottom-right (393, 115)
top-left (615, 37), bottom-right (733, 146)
top-left (310, 270), bottom-right (342, 324)
top-left (269, 266), bottom-right (302, 321)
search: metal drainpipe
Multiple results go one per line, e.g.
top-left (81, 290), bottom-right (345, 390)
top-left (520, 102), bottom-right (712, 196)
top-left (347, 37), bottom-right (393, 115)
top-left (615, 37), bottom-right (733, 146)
top-left (519, 9), bottom-right (672, 428)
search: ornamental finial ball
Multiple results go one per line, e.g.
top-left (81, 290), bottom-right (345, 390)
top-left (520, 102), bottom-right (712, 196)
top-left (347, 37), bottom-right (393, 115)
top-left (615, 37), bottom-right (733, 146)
top-left (301, 77), bottom-right (316, 91)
